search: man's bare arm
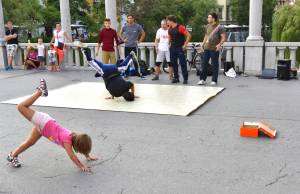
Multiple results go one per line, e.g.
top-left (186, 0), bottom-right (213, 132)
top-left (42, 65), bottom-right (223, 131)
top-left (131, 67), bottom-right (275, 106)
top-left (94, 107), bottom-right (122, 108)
top-left (182, 31), bottom-right (192, 50)
top-left (138, 31), bottom-right (146, 43)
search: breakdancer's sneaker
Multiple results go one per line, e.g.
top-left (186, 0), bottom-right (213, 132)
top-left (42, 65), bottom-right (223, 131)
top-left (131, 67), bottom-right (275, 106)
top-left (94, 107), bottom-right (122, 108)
top-left (37, 78), bottom-right (48, 97)
top-left (129, 51), bottom-right (138, 64)
top-left (82, 48), bottom-right (92, 62)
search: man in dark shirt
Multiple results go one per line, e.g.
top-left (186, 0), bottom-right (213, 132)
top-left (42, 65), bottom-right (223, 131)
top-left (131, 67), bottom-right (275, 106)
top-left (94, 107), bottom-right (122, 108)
top-left (80, 46), bottom-right (139, 101)
top-left (96, 18), bottom-right (120, 64)
top-left (5, 21), bottom-right (18, 70)
top-left (198, 13), bottom-right (226, 86)
top-left (166, 15), bottom-right (191, 84)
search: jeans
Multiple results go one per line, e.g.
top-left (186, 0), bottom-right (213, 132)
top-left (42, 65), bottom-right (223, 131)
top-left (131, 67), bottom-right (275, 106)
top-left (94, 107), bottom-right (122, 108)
top-left (170, 47), bottom-right (188, 81)
top-left (91, 54), bottom-right (132, 76)
top-left (200, 50), bottom-right (220, 83)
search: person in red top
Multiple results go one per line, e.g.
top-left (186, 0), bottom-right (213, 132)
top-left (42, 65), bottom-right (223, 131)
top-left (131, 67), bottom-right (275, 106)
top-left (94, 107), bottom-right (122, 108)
top-left (167, 15), bottom-right (191, 84)
top-left (96, 18), bottom-right (120, 64)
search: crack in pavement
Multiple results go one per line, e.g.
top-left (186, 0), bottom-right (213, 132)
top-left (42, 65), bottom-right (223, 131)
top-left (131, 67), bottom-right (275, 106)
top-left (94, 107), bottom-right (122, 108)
top-left (43, 173), bottom-right (66, 179)
top-left (265, 173), bottom-right (288, 187)
top-left (90, 144), bottom-right (123, 167)
top-left (193, 113), bottom-right (300, 122)
top-left (0, 191), bottom-right (11, 194)
top-left (211, 130), bottom-right (215, 136)
top-left (0, 133), bottom-right (16, 140)
top-left (279, 162), bottom-right (287, 174)
top-left (99, 132), bottom-right (108, 141)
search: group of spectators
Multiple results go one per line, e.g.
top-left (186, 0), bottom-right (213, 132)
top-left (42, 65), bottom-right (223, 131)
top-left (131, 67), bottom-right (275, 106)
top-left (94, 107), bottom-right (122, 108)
top-left (96, 13), bottom-right (225, 85)
top-left (4, 12), bottom-right (225, 85)
top-left (4, 21), bottom-right (71, 72)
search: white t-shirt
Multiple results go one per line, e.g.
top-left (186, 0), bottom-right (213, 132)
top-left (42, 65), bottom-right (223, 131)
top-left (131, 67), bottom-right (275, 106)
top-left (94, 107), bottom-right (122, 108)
top-left (156, 28), bottom-right (169, 51)
top-left (48, 50), bottom-right (56, 62)
top-left (37, 44), bottom-right (45, 57)
top-left (53, 30), bottom-right (65, 47)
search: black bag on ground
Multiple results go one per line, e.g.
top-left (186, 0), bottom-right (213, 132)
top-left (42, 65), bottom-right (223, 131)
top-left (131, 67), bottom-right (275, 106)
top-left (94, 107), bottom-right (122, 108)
top-left (224, 62), bottom-right (235, 74)
top-left (129, 60), bottom-right (151, 76)
top-left (260, 69), bottom-right (276, 79)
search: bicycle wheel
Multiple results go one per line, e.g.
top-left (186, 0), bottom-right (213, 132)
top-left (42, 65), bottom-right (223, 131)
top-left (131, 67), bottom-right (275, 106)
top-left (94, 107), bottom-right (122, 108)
top-left (186, 59), bottom-right (192, 72)
top-left (193, 53), bottom-right (203, 73)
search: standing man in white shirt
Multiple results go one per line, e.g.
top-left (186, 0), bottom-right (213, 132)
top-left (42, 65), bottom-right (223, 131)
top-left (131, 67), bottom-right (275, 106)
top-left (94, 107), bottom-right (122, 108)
top-left (152, 19), bottom-right (173, 81)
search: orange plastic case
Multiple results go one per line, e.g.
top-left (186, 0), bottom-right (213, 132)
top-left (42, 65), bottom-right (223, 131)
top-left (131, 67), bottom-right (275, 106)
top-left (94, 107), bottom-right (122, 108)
top-left (240, 122), bottom-right (259, 137)
top-left (240, 122), bottom-right (277, 138)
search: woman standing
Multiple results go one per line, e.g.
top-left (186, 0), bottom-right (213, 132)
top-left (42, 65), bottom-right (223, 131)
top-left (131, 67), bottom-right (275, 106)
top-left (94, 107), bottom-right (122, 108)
top-left (50, 23), bottom-right (72, 71)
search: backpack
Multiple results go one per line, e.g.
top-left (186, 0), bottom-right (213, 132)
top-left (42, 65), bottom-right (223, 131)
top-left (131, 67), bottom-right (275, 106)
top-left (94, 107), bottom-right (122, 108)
top-left (129, 60), bottom-right (151, 76)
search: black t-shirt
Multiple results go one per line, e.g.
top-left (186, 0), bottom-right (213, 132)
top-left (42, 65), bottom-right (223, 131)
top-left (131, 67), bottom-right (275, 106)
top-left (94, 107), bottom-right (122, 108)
top-left (168, 24), bottom-right (187, 48)
top-left (104, 76), bottom-right (133, 97)
top-left (6, 28), bottom-right (18, 45)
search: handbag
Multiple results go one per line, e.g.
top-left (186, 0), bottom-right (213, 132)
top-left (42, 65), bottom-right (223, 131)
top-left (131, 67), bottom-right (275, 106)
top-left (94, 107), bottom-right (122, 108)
top-left (57, 42), bottom-right (64, 50)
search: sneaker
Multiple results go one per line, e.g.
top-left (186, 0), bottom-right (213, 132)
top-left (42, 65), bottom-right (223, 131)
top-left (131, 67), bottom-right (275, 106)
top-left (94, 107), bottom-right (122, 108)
top-left (152, 75), bottom-right (159, 81)
top-left (183, 80), bottom-right (188, 84)
top-left (82, 48), bottom-right (92, 61)
top-left (9, 65), bottom-right (13, 70)
top-left (171, 78), bottom-right (180, 83)
top-left (211, 81), bottom-right (217, 86)
top-left (197, 80), bottom-right (206, 85)
top-left (7, 153), bottom-right (21, 168)
top-left (5, 66), bottom-right (9, 71)
top-left (129, 51), bottom-right (138, 63)
top-left (37, 79), bottom-right (48, 97)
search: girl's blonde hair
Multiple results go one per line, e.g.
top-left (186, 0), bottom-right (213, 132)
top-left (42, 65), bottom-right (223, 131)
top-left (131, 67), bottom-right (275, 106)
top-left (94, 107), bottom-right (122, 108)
top-left (72, 133), bottom-right (92, 156)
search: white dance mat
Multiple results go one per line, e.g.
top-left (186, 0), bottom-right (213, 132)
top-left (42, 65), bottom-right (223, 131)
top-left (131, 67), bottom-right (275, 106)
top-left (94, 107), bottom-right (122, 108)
top-left (1, 82), bottom-right (224, 116)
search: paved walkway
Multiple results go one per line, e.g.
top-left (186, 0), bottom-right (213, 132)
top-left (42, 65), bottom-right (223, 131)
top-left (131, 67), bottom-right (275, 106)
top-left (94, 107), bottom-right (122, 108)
top-left (0, 69), bottom-right (300, 194)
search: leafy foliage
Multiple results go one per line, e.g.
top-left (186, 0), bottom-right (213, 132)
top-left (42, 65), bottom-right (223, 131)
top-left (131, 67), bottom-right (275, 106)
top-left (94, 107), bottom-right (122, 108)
top-left (126, 0), bottom-right (217, 41)
top-left (272, 2), bottom-right (300, 66)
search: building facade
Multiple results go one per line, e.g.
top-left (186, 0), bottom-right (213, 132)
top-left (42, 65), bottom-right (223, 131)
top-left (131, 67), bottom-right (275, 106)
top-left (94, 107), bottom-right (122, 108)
top-left (217, 0), bottom-right (232, 24)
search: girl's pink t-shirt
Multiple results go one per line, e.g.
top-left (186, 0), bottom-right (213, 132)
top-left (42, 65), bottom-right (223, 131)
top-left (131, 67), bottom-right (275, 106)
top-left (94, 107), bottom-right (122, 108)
top-left (41, 120), bottom-right (72, 147)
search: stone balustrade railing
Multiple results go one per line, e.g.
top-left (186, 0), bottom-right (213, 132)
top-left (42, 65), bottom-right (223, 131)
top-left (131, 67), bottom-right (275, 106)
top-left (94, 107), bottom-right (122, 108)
top-left (224, 42), bottom-right (300, 73)
top-left (13, 42), bottom-right (204, 69)
top-left (7, 42), bottom-right (300, 74)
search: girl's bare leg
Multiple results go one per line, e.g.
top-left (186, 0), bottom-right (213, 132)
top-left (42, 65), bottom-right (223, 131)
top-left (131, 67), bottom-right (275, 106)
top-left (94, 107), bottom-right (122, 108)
top-left (17, 90), bottom-right (42, 121)
top-left (11, 127), bottom-right (42, 157)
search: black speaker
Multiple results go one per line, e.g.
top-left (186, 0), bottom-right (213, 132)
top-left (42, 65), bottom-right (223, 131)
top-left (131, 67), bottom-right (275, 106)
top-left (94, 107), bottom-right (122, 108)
top-left (277, 59), bottom-right (291, 80)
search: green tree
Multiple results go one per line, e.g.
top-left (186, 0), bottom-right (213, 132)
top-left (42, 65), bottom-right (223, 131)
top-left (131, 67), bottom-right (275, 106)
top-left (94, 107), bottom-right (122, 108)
top-left (44, 0), bottom-right (105, 42)
top-left (3, 0), bottom-right (44, 39)
top-left (231, 0), bottom-right (277, 40)
top-left (41, 5), bottom-right (60, 39)
top-left (272, 2), bottom-right (300, 66)
top-left (126, 0), bottom-right (217, 42)
top-left (191, 0), bottom-right (217, 41)
top-left (231, 0), bottom-right (277, 27)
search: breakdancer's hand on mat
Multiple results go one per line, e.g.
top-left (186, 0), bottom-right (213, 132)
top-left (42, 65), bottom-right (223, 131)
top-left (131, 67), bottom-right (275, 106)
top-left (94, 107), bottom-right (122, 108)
top-left (105, 96), bottom-right (114, 100)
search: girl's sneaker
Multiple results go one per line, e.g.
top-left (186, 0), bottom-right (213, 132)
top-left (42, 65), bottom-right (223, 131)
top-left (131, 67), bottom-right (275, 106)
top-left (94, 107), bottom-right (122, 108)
top-left (37, 78), bottom-right (48, 97)
top-left (7, 153), bottom-right (21, 168)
